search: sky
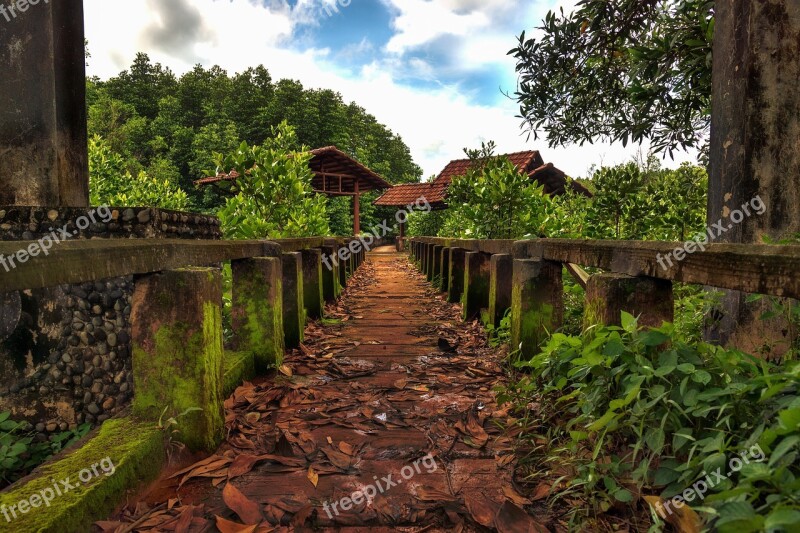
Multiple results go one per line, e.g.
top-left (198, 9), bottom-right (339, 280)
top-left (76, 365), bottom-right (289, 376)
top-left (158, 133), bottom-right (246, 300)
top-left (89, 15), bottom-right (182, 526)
top-left (83, 0), bottom-right (697, 180)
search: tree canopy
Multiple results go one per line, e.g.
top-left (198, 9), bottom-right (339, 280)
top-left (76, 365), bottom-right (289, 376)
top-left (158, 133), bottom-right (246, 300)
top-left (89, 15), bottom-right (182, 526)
top-left (509, 0), bottom-right (714, 158)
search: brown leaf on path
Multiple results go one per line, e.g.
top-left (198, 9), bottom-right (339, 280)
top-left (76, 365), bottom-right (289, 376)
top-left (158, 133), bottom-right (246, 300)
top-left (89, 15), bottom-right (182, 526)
top-left (495, 500), bottom-right (549, 533)
top-left (169, 454), bottom-right (229, 479)
top-left (465, 495), bottom-right (499, 528)
top-left (215, 515), bottom-right (259, 533)
top-left (290, 504), bottom-right (314, 527)
top-left (530, 482), bottom-right (552, 501)
top-left (228, 454), bottom-right (261, 480)
top-left (223, 483), bottom-right (264, 525)
top-left (338, 441), bottom-right (355, 456)
top-left (278, 364), bottom-right (293, 377)
top-left (503, 485), bottom-right (533, 506)
top-left (308, 466), bottom-right (319, 487)
top-left (643, 495), bottom-right (701, 533)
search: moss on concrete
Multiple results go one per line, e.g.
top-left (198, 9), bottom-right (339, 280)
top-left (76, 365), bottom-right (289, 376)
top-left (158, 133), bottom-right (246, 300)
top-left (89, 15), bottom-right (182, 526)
top-left (133, 298), bottom-right (224, 452)
top-left (0, 417), bottom-right (164, 533)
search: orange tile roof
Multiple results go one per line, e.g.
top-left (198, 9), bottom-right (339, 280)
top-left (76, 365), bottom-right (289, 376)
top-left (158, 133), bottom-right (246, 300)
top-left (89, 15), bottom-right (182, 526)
top-left (433, 151), bottom-right (544, 187)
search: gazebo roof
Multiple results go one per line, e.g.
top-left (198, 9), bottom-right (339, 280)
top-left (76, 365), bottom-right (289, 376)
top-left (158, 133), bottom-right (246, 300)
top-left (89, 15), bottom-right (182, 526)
top-left (195, 146), bottom-right (392, 195)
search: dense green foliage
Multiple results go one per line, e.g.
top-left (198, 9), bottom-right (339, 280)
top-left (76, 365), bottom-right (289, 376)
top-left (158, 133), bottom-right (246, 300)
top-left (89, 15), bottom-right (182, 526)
top-left (510, 0), bottom-right (714, 157)
top-left (410, 151), bottom-right (709, 245)
top-left (88, 135), bottom-right (189, 209)
top-left (499, 315), bottom-right (800, 531)
top-left (215, 123), bottom-right (329, 240)
top-left (87, 53), bottom-right (422, 230)
top-left (1, 411), bottom-right (90, 489)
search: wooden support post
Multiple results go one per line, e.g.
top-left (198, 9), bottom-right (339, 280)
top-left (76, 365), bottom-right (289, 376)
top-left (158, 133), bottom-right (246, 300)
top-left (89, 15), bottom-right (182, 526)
top-left (584, 273), bottom-right (674, 330)
top-left (511, 259), bottom-right (563, 360)
top-left (432, 245), bottom-right (444, 287)
top-left (353, 182), bottom-right (361, 235)
top-left (131, 267), bottom-right (224, 452)
top-left (440, 247), bottom-right (452, 293)
top-left (321, 244), bottom-right (339, 302)
top-left (0, 0), bottom-right (89, 206)
top-left (489, 254), bottom-right (513, 329)
top-left (301, 249), bottom-right (324, 319)
top-left (281, 253), bottom-right (305, 349)
top-left (463, 252), bottom-right (491, 321)
top-left (448, 248), bottom-right (467, 304)
top-left (709, 0), bottom-right (800, 353)
top-left (231, 257), bottom-right (284, 372)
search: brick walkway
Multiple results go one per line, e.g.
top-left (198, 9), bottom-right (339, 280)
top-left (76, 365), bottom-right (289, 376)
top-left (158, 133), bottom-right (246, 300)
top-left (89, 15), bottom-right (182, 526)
top-left (109, 248), bottom-right (548, 532)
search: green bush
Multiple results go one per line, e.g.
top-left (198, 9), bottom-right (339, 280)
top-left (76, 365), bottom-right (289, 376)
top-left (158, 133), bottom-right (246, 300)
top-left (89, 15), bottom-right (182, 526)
top-left (215, 122), bottom-right (329, 240)
top-left (498, 315), bottom-right (800, 530)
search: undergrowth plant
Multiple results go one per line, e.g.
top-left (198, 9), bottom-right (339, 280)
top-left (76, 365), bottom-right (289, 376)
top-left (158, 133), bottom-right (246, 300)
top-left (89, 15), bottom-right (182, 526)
top-left (498, 314), bottom-right (800, 531)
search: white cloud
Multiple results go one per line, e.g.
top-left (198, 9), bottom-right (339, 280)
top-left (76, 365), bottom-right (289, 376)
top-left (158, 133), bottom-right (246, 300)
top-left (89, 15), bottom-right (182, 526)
top-left (83, 0), bottom-right (698, 180)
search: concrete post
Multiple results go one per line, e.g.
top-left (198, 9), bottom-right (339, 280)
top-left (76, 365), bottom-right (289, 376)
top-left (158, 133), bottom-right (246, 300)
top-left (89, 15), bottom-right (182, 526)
top-left (301, 248), bottom-right (324, 319)
top-left (130, 267), bottom-right (224, 452)
top-left (709, 1), bottom-right (800, 352)
top-left (281, 253), bottom-right (305, 349)
top-left (427, 244), bottom-right (437, 281)
top-left (448, 248), bottom-right (467, 304)
top-left (584, 274), bottom-right (674, 330)
top-left (511, 259), bottom-right (563, 360)
top-left (0, 0), bottom-right (89, 206)
top-left (489, 254), bottom-right (513, 329)
top-left (231, 257), bottom-right (284, 372)
top-left (463, 252), bottom-right (491, 321)
top-left (321, 244), bottom-right (339, 302)
top-left (439, 247), bottom-right (452, 293)
top-left (432, 245), bottom-right (444, 287)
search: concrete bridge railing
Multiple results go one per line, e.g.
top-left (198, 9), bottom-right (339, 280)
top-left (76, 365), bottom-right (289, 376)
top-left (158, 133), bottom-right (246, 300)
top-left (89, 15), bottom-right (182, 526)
top-left (0, 236), bottom-right (365, 532)
top-left (409, 237), bottom-right (800, 358)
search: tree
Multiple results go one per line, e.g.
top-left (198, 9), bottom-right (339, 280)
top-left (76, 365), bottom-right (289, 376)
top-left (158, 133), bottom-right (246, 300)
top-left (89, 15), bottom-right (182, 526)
top-left (510, 0), bottom-right (714, 157)
top-left (88, 136), bottom-right (189, 210)
top-left (215, 122), bottom-right (330, 240)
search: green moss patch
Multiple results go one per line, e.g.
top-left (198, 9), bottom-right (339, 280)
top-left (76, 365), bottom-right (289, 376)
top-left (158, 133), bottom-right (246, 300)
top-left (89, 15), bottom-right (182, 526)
top-left (0, 417), bottom-right (164, 533)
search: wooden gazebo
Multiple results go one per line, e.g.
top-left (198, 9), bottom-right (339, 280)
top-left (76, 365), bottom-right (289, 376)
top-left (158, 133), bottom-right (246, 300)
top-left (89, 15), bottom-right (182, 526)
top-left (196, 146), bottom-right (392, 235)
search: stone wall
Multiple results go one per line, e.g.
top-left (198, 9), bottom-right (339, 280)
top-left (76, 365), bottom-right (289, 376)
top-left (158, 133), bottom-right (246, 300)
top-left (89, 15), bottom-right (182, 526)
top-left (0, 206), bottom-right (220, 439)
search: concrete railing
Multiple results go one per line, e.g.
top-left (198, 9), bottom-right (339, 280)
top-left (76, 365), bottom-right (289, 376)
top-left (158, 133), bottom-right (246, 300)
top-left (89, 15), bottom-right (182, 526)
top-left (409, 237), bottom-right (800, 359)
top-left (0, 236), bottom-right (365, 532)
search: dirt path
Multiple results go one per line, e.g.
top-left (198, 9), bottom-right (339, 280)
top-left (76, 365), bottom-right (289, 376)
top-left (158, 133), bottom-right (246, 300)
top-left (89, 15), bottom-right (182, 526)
top-left (105, 248), bottom-right (549, 532)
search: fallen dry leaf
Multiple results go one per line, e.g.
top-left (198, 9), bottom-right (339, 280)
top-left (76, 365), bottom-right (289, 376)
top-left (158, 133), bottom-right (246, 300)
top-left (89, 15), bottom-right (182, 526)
top-left (223, 483), bottom-right (263, 525)
top-left (308, 466), bottom-right (319, 487)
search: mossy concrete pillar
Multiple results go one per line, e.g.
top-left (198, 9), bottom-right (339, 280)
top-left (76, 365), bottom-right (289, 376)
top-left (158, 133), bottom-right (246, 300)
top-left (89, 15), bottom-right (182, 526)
top-left (489, 254), bottom-right (513, 329)
top-left (131, 267), bottom-right (224, 452)
top-left (432, 245), bottom-right (444, 287)
top-left (584, 273), bottom-right (674, 330)
top-left (427, 244), bottom-right (437, 281)
top-left (420, 242), bottom-right (428, 273)
top-left (281, 252), bottom-right (305, 349)
top-left (439, 247), bottom-right (452, 293)
top-left (448, 248), bottom-right (467, 304)
top-left (301, 248), bottom-right (324, 319)
top-left (511, 259), bottom-right (564, 360)
top-left (321, 244), bottom-right (340, 302)
top-left (463, 252), bottom-right (491, 321)
top-left (0, 0), bottom-right (89, 207)
top-left (231, 257), bottom-right (284, 372)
